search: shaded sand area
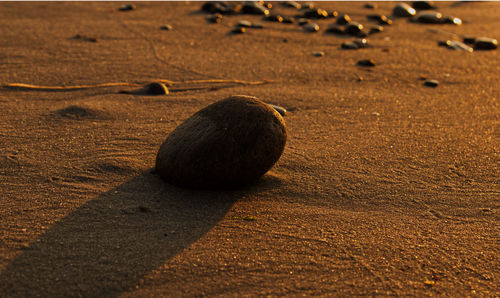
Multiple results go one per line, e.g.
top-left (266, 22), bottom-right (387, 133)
top-left (0, 1), bottom-right (498, 296)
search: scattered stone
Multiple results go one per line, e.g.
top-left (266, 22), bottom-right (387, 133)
top-left (393, 3), bottom-right (416, 17)
top-left (442, 16), bottom-right (462, 25)
top-left (231, 27), bottom-right (246, 34)
top-left (119, 4), bottom-right (136, 11)
top-left (206, 13), bottom-right (223, 23)
top-left (268, 104), bottom-right (287, 116)
top-left (201, 2), bottom-right (238, 15)
top-left (241, 2), bottom-right (269, 15)
top-left (336, 14), bottom-right (351, 25)
top-left (414, 11), bottom-right (442, 24)
top-left (367, 14), bottom-right (393, 25)
top-left (341, 42), bottom-right (360, 50)
top-left (369, 25), bottom-right (384, 34)
top-left (297, 18), bottom-right (311, 26)
top-left (344, 22), bottom-right (364, 36)
top-left (155, 95), bottom-right (287, 189)
top-left (353, 38), bottom-right (369, 48)
top-left (143, 82), bottom-right (169, 95)
top-left (412, 1), bottom-right (436, 10)
top-left (357, 59), bottom-right (376, 67)
top-left (73, 34), bottom-right (97, 43)
top-left (438, 40), bottom-right (473, 52)
top-left (364, 3), bottom-right (378, 9)
top-left (325, 24), bottom-right (344, 34)
top-left (263, 15), bottom-right (284, 22)
top-left (281, 1), bottom-right (301, 9)
top-left (302, 8), bottom-right (329, 19)
top-left (473, 37), bottom-right (498, 50)
top-left (303, 23), bottom-right (320, 32)
top-left (237, 20), bottom-right (253, 28)
top-left (312, 51), bottom-right (325, 57)
top-left (160, 25), bottom-right (173, 31)
top-left (424, 79), bottom-right (439, 87)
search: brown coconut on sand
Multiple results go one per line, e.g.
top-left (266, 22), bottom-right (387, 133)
top-left (0, 2), bottom-right (498, 297)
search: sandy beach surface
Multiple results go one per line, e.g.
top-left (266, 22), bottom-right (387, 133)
top-left (0, 1), bottom-right (498, 296)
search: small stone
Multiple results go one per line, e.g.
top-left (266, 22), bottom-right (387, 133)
top-left (303, 23), bottom-right (320, 32)
top-left (463, 37), bottom-right (476, 44)
top-left (393, 3), bottom-right (416, 17)
top-left (302, 8), bottom-right (329, 19)
top-left (367, 14), bottom-right (393, 25)
top-left (143, 82), bottom-right (169, 95)
top-left (353, 38), bottom-right (369, 48)
top-left (160, 25), bottom-right (173, 31)
top-left (357, 59), bottom-right (376, 67)
top-left (369, 25), bottom-right (384, 34)
top-left (312, 51), bottom-right (325, 57)
top-left (251, 23), bottom-right (264, 29)
top-left (206, 13), bottom-right (223, 23)
top-left (231, 27), bottom-right (246, 34)
top-left (364, 3), bottom-right (378, 9)
top-left (329, 11), bottom-right (339, 18)
top-left (237, 20), bottom-right (253, 28)
top-left (336, 14), bottom-right (351, 25)
top-left (119, 4), bottom-right (136, 11)
top-left (412, 1), bottom-right (436, 10)
top-left (473, 37), bottom-right (498, 50)
top-left (341, 42), bottom-right (359, 50)
top-left (424, 79), bottom-right (439, 87)
top-left (300, 2), bottom-right (315, 10)
top-left (268, 104), bottom-right (287, 116)
top-left (155, 95), bottom-right (287, 189)
top-left (262, 2), bottom-right (272, 9)
top-left (344, 22), bottom-right (364, 35)
top-left (297, 18), bottom-right (311, 26)
top-left (263, 15), bottom-right (284, 23)
top-left (438, 40), bottom-right (473, 52)
top-left (414, 11), bottom-right (442, 24)
top-left (201, 2), bottom-right (237, 15)
top-left (325, 24), bottom-right (344, 34)
top-left (282, 16), bottom-right (295, 24)
top-left (281, 1), bottom-right (301, 9)
top-left (442, 16), bottom-right (462, 25)
top-left (241, 2), bottom-right (269, 15)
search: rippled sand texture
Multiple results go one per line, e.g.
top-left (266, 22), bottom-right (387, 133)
top-left (0, 2), bottom-right (498, 296)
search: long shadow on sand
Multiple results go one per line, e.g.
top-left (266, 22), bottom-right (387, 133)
top-left (0, 171), bottom-right (281, 296)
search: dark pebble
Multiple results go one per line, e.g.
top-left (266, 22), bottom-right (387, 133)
top-left (231, 27), bottom-right (246, 34)
top-left (463, 37), bottom-right (476, 44)
top-left (119, 4), bottom-right (136, 11)
top-left (336, 14), bottom-right (351, 25)
top-left (263, 15), bottom-right (284, 23)
top-left (241, 2), bottom-right (269, 15)
top-left (262, 2), bottom-right (273, 9)
top-left (344, 22), bottom-right (364, 35)
top-left (303, 23), bottom-right (320, 32)
top-left (281, 1), bottom-right (301, 9)
top-left (473, 37), bottom-right (498, 50)
top-left (300, 3), bottom-right (315, 10)
top-left (357, 59), bottom-right (376, 67)
top-left (144, 82), bottom-right (169, 95)
top-left (353, 38), bottom-right (369, 48)
top-left (206, 13), bottom-right (223, 23)
top-left (73, 34), bottom-right (97, 43)
top-left (364, 3), bottom-right (378, 9)
top-left (412, 1), bottom-right (436, 10)
top-left (424, 79), bottom-right (439, 87)
top-left (438, 40), bottom-right (473, 52)
top-left (325, 24), bottom-right (344, 34)
top-left (155, 95), bottom-right (287, 189)
top-left (442, 16), bottom-right (462, 25)
top-left (201, 2), bottom-right (237, 15)
top-left (341, 42), bottom-right (359, 50)
top-left (368, 25), bottom-right (384, 34)
top-left (367, 14), bottom-right (393, 25)
top-left (312, 51), bottom-right (325, 57)
top-left (160, 25), bottom-right (173, 31)
top-left (297, 18), bottom-right (311, 26)
top-left (414, 11), bottom-right (442, 24)
top-left (302, 8), bottom-right (329, 19)
top-left (282, 16), bottom-right (295, 24)
top-left (393, 3), bottom-right (416, 17)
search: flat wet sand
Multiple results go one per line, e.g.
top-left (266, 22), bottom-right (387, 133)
top-left (0, 2), bottom-right (498, 296)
